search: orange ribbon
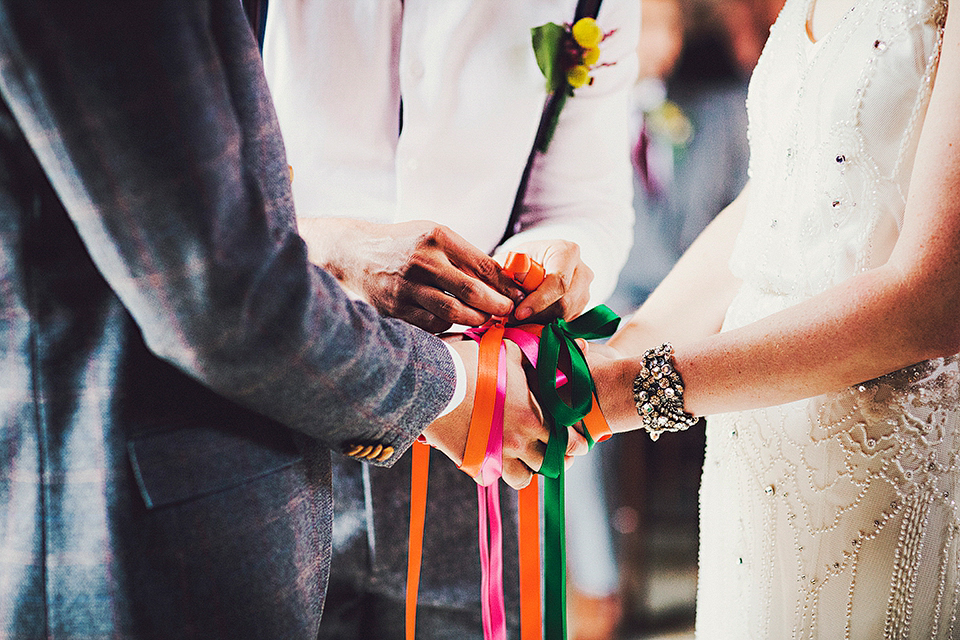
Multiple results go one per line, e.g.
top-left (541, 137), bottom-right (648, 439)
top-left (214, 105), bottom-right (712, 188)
top-left (406, 252), bottom-right (613, 640)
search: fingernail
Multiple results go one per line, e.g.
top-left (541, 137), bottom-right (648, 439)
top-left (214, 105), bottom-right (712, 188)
top-left (515, 307), bottom-right (531, 320)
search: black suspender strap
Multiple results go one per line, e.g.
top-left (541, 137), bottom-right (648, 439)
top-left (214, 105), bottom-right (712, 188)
top-left (497, 0), bottom-right (604, 247)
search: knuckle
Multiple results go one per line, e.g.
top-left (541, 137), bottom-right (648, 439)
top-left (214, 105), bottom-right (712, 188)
top-left (554, 239), bottom-right (579, 257)
top-left (424, 316), bottom-right (452, 334)
top-left (372, 290), bottom-right (401, 317)
top-left (472, 256), bottom-right (502, 282)
top-left (454, 278), bottom-right (481, 302)
top-left (383, 299), bottom-right (402, 317)
top-left (418, 224), bottom-right (450, 250)
top-left (388, 282), bottom-right (412, 311)
top-left (500, 430), bottom-right (520, 455)
top-left (434, 294), bottom-right (458, 316)
top-left (580, 262), bottom-right (594, 284)
top-left (407, 251), bottom-right (434, 276)
top-left (553, 269), bottom-right (572, 293)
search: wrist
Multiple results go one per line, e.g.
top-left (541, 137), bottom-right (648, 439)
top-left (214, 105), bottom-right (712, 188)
top-left (591, 355), bottom-right (640, 434)
top-left (421, 336), bottom-right (479, 464)
top-left (632, 343), bottom-right (699, 440)
top-left (437, 340), bottom-right (467, 417)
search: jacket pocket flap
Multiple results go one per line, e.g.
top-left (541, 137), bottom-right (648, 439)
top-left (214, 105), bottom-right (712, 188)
top-left (128, 426), bottom-right (301, 509)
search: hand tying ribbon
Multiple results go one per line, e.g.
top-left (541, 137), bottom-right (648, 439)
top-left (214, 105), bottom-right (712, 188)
top-left (406, 253), bottom-right (619, 640)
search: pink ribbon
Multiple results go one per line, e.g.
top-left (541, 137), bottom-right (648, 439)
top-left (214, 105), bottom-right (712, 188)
top-left (463, 324), bottom-right (570, 640)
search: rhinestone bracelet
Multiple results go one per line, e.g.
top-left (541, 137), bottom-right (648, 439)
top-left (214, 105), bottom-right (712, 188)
top-left (633, 343), bottom-right (698, 441)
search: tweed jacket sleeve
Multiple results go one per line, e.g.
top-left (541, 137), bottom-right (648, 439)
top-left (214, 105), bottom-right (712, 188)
top-left (0, 0), bottom-right (456, 461)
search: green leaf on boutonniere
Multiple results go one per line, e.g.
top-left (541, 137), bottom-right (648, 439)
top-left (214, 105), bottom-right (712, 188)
top-left (531, 22), bottom-right (571, 153)
top-left (531, 17), bottom-right (614, 153)
top-left (532, 22), bottom-right (567, 92)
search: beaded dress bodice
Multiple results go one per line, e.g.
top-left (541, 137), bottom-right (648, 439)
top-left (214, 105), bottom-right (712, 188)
top-left (695, 0), bottom-right (958, 636)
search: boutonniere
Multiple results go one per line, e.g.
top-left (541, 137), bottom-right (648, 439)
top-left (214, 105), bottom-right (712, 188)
top-left (531, 17), bottom-right (616, 151)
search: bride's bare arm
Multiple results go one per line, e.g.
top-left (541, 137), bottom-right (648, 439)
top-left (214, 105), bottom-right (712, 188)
top-left (596, 6), bottom-right (960, 431)
top-left (608, 183), bottom-right (749, 354)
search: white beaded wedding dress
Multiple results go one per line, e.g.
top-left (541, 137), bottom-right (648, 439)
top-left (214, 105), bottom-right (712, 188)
top-left (695, 0), bottom-right (958, 636)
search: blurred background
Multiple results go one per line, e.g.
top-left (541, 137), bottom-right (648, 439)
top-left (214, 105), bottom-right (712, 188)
top-left (565, 0), bottom-right (784, 637)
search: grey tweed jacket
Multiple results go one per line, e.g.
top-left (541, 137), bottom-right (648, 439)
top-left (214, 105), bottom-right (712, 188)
top-left (0, 1), bottom-right (456, 638)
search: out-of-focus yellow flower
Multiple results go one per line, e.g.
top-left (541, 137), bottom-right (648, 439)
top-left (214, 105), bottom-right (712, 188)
top-left (647, 100), bottom-right (694, 147)
top-left (572, 17), bottom-right (603, 48)
top-left (567, 65), bottom-right (591, 88)
top-left (581, 47), bottom-right (600, 66)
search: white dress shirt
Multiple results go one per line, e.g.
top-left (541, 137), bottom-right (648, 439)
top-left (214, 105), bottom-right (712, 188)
top-left (263, 0), bottom-right (638, 303)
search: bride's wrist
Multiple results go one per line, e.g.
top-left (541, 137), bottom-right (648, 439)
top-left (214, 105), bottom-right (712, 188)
top-left (590, 344), bottom-right (700, 437)
top-left (589, 354), bottom-right (640, 434)
top-left (631, 343), bottom-right (699, 441)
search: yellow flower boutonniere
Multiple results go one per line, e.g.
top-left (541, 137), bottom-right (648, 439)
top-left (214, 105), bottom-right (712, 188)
top-left (531, 17), bottom-right (616, 151)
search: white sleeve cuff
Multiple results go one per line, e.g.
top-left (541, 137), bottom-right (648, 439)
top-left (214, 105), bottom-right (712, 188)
top-left (437, 340), bottom-right (467, 417)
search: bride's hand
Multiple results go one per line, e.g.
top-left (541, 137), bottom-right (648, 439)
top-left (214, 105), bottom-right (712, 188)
top-left (578, 339), bottom-right (624, 361)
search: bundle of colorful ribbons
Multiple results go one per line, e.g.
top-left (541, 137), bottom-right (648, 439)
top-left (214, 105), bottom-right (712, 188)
top-left (406, 253), bottom-right (620, 640)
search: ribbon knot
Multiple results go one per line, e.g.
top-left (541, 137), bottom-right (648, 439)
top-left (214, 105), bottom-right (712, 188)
top-left (537, 306), bottom-right (620, 480)
top-left (406, 254), bottom-right (619, 640)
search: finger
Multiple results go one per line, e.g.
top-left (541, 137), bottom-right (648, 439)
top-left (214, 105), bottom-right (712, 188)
top-left (415, 286), bottom-right (493, 327)
top-left (430, 267), bottom-right (516, 320)
top-left (503, 431), bottom-right (548, 473)
top-left (501, 458), bottom-right (536, 490)
top-left (436, 227), bottom-right (524, 302)
top-left (515, 267), bottom-right (592, 322)
top-left (406, 249), bottom-right (514, 318)
top-left (565, 426), bottom-right (589, 457)
top-left (385, 301), bottom-right (453, 333)
top-left (514, 272), bottom-right (566, 321)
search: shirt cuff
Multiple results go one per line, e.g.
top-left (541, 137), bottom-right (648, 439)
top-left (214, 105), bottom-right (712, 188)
top-left (437, 340), bottom-right (467, 417)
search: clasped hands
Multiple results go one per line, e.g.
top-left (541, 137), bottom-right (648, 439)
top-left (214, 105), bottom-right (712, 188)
top-left (298, 217), bottom-right (596, 489)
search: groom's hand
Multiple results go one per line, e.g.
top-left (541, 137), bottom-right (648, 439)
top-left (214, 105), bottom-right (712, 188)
top-left (422, 337), bottom-right (588, 489)
top-left (495, 239), bottom-right (594, 323)
top-left (298, 218), bottom-right (523, 332)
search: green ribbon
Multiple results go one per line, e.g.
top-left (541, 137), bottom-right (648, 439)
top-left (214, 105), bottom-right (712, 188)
top-left (543, 436), bottom-right (567, 640)
top-left (535, 304), bottom-right (619, 640)
top-left (538, 304), bottom-right (621, 454)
